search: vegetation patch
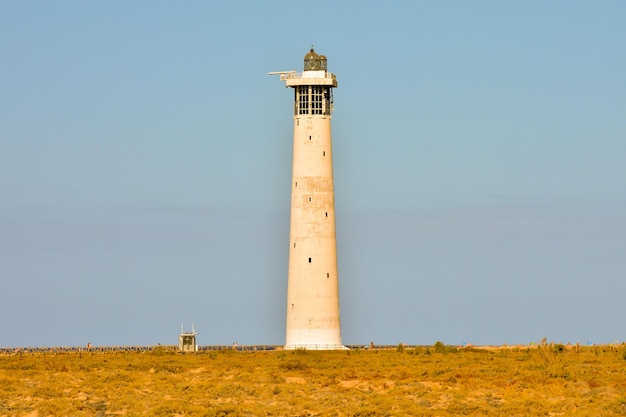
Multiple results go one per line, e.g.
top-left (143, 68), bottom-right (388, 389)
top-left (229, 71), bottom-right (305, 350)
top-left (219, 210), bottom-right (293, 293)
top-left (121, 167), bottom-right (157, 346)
top-left (1, 344), bottom-right (625, 415)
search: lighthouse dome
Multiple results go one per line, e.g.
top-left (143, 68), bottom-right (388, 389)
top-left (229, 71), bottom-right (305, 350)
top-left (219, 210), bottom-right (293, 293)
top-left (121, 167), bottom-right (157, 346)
top-left (304, 48), bottom-right (319, 61)
top-left (304, 48), bottom-right (327, 71)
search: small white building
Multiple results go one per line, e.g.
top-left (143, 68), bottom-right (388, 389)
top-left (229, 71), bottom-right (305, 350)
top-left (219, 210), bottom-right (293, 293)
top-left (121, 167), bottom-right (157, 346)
top-left (178, 324), bottom-right (198, 352)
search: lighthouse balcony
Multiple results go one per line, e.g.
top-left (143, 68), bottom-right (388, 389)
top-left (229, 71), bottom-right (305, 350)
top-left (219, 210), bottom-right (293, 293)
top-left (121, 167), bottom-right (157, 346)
top-left (284, 72), bottom-right (337, 87)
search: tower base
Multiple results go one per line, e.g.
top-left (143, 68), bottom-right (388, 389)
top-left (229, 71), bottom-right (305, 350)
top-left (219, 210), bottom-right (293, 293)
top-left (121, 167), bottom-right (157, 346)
top-left (284, 344), bottom-right (349, 351)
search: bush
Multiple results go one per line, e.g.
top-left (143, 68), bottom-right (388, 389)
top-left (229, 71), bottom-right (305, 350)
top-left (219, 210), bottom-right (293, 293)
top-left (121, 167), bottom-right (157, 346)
top-left (433, 341), bottom-right (446, 353)
top-left (433, 341), bottom-right (457, 354)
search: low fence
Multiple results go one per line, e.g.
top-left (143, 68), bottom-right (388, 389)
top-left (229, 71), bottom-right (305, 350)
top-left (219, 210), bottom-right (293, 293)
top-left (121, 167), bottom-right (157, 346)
top-left (6, 343), bottom-right (614, 355)
top-left (0, 345), bottom-right (282, 355)
top-left (1, 344), bottom-right (422, 355)
top-left (0, 346), bottom-right (156, 355)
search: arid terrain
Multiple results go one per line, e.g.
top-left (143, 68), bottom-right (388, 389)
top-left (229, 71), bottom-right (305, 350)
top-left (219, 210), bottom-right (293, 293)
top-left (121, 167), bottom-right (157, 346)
top-left (1, 343), bottom-right (625, 416)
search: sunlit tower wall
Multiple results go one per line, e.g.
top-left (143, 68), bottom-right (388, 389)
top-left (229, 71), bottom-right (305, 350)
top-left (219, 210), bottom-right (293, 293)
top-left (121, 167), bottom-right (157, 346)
top-left (271, 49), bottom-right (346, 350)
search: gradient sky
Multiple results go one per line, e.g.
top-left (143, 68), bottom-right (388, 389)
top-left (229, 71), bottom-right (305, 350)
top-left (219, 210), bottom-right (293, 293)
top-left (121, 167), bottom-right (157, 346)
top-left (1, 1), bottom-right (625, 347)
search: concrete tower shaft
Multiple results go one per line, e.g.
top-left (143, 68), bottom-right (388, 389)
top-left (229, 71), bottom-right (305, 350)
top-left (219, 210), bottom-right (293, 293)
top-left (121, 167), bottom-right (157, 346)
top-left (274, 49), bottom-right (345, 350)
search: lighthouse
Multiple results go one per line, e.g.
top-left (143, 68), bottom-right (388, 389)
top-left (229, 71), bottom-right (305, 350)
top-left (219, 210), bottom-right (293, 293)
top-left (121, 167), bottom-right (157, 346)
top-left (270, 48), bottom-right (346, 350)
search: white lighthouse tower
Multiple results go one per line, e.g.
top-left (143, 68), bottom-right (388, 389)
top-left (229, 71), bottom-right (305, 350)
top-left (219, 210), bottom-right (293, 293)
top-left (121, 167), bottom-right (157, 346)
top-left (271, 48), bottom-right (346, 350)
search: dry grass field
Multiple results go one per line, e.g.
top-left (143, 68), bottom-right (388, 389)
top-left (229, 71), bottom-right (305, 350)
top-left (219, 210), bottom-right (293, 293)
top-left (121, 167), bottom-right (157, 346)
top-left (1, 343), bottom-right (625, 416)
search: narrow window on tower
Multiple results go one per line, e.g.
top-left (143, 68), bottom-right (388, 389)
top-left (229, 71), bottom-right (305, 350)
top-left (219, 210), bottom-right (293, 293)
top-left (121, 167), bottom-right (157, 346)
top-left (308, 257), bottom-right (312, 263)
top-left (309, 135), bottom-right (312, 140)
top-left (327, 273), bottom-right (330, 278)
top-left (312, 86), bottom-right (323, 114)
top-left (298, 86), bottom-right (309, 115)
top-left (293, 242), bottom-right (296, 248)
top-left (323, 151), bottom-right (326, 156)
top-left (308, 196), bottom-right (312, 202)
top-left (295, 181), bottom-right (297, 187)
top-left (325, 212), bottom-right (328, 217)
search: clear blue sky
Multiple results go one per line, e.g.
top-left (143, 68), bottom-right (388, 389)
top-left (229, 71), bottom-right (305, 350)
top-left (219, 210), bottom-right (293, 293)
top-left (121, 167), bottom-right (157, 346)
top-left (1, 1), bottom-right (625, 347)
